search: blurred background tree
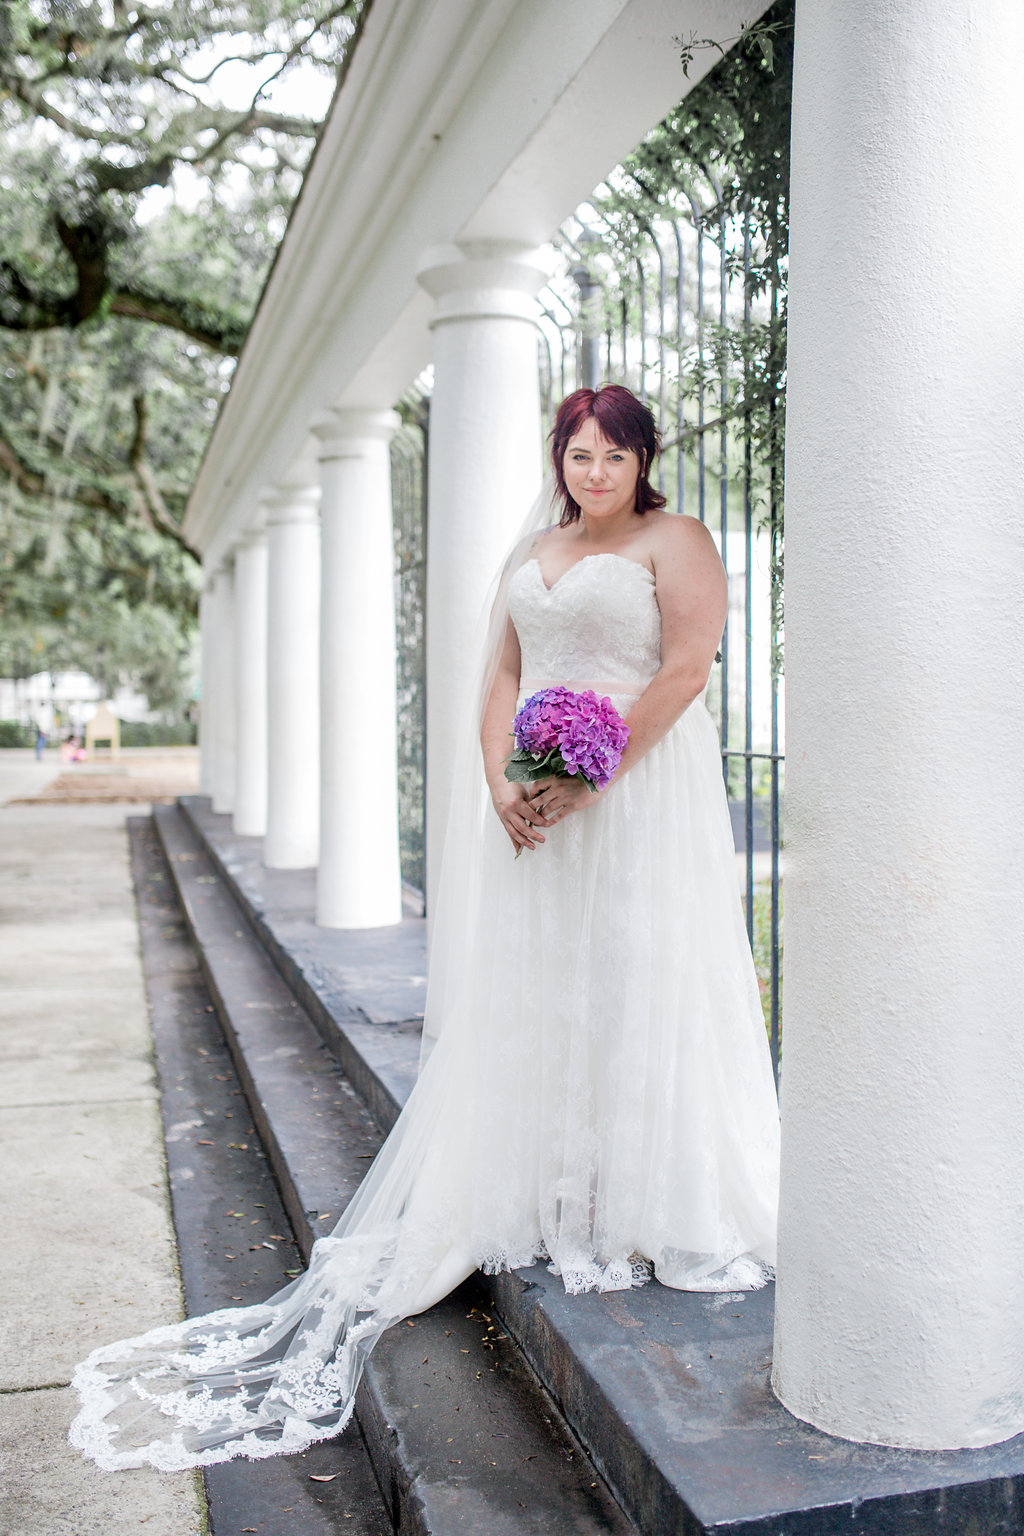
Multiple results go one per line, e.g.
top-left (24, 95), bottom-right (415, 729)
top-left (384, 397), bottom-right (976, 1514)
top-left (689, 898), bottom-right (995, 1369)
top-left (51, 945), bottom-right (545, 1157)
top-left (0, 0), bottom-right (363, 715)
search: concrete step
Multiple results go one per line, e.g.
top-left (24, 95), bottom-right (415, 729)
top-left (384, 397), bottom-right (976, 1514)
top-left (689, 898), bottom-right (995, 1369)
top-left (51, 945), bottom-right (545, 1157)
top-left (154, 802), bottom-right (637, 1536)
top-left (172, 796), bottom-right (1024, 1536)
top-left (129, 814), bottom-right (391, 1536)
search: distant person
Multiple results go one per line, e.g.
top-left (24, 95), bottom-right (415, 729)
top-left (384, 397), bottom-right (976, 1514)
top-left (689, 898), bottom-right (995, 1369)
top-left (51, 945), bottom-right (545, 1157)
top-left (34, 726), bottom-right (47, 760)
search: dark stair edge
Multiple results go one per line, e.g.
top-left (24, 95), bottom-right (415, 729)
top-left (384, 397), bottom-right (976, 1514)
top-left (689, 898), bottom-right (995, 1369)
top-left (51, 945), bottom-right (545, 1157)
top-left (128, 814), bottom-right (392, 1536)
top-left (178, 795), bottom-right (409, 1136)
top-left (172, 797), bottom-right (1024, 1536)
top-left (154, 803), bottom-right (639, 1536)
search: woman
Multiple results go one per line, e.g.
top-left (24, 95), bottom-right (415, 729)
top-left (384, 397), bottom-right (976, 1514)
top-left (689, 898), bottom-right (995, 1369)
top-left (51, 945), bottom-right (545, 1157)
top-left (71, 384), bottom-right (778, 1472)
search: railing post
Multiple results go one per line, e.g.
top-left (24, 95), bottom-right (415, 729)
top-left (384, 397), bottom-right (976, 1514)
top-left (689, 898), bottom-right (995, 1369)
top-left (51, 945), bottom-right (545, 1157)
top-left (571, 235), bottom-right (602, 392)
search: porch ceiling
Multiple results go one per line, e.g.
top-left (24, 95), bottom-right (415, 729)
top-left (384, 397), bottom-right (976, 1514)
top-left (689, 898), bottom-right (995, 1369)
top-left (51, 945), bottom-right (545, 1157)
top-left (186, 0), bottom-right (770, 564)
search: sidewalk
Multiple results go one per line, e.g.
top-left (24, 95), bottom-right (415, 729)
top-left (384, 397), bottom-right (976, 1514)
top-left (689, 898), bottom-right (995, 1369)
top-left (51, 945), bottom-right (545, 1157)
top-left (0, 756), bottom-right (205, 1535)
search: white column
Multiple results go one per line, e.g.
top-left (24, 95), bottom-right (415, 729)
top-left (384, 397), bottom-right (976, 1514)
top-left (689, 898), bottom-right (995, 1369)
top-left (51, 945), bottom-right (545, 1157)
top-left (773, 0), bottom-right (1024, 1451)
top-left (210, 559), bottom-right (236, 817)
top-left (264, 479), bottom-right (321, 868)
top-left (416, 240), bottom-right (548, 911)
top-left (232, 528), bottom-right (268, 837)
top-left (313, 409), bottom-right (402, 928)
top-left (198, 576), bottom-right (217, 795)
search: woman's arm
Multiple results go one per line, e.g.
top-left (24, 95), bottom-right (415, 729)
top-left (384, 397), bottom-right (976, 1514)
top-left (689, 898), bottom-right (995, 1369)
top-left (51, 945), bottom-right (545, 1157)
top-left (613, 514), bottom-right (727, 778)
top-left (481, 616), bottom-right (550, 852)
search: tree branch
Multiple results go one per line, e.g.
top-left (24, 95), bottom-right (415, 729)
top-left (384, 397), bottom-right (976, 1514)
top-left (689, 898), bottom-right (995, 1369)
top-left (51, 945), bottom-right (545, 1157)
top-left (0, 66), bottom-right (121, 145)
top-left (109, 287), bottom-right (247, 354)
top-left (129, 392), bottom-right (197, 556)
top-left (0, 426), bottom-right (197, 560)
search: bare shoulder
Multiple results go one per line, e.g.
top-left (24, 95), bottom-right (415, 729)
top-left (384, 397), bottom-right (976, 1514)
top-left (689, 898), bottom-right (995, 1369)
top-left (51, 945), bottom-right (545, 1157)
top-left (648, 512), bottom-right (723, 573)
top-left (526, 524), bottom-right (567, 555)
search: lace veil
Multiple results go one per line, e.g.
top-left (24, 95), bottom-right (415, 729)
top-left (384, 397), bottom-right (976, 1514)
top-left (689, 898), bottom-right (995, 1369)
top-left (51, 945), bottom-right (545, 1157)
top-left (69, 480), bottom-right (559, 1472)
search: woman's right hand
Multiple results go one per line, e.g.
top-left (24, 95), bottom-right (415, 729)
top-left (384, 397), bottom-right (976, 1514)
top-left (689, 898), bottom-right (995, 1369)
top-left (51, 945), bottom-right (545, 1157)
top-left (490, 779), bottom-right (549, 853)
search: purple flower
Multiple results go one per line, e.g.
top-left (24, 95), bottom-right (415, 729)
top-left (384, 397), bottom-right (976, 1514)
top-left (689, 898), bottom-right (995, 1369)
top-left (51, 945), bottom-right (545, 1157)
top-left (510, 687), bottom-right (629, 793)
top-left (512, 686), bottom-right (577, 757)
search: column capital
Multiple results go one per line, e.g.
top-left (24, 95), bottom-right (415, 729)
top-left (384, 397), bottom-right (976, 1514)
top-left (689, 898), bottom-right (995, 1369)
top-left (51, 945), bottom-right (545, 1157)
top-left (312, 407), bottom-right (401, 462)
top-left (237, 520), bottom-right (268, 550)
top-left (416, 239), bottom-right (550, 328)
top-left (265, 481), bottom-right (321, 527)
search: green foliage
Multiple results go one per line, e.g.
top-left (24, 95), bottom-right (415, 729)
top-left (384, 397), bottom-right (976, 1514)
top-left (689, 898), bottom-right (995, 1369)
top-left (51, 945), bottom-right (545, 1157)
top-left (119, 719), bottom-right (197, 746)
top-left (0, 719), bottom-right (33, 746)
top-left (750, 880), bottom-right (783, 1038)
top-left (576, 1), bottom-right (792, 673)
top-left (0, 0), bottom-right (364, 708)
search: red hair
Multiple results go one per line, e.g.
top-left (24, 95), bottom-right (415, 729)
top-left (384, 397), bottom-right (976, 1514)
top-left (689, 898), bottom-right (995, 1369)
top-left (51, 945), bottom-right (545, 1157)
top-left (549, 385), bottom-right (665, 526)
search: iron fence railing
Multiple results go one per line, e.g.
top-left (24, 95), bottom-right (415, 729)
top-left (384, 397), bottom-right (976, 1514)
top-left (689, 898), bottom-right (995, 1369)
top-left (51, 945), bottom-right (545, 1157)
top-left (538, 182), bottom-right (784, 1074)
top-left (390, 389), bottom-right (429, 899)
top-left (391, 173), bottom-right (784, 1078)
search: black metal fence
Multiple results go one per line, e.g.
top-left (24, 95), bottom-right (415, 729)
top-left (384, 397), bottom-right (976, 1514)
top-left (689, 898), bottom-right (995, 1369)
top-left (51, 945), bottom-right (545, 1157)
top-left (390, 391), bottom-right (429, 898)
top-left (537, 184), bottom-right (784, 1076)
top-left (391, 175), bottom-right (784, 1078)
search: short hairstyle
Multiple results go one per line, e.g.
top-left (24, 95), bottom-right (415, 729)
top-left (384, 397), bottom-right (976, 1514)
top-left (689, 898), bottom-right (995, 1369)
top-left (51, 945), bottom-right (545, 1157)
top-left (549, 384), bottom-right (666, 526)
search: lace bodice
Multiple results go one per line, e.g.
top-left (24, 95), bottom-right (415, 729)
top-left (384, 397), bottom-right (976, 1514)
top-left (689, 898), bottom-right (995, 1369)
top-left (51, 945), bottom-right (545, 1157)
top-left (508, 554), bottom-right (661, 695)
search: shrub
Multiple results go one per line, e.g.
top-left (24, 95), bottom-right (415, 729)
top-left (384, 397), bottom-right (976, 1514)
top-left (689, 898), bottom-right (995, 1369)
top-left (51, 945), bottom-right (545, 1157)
top-left (119, 720), bottom-right (198, 747)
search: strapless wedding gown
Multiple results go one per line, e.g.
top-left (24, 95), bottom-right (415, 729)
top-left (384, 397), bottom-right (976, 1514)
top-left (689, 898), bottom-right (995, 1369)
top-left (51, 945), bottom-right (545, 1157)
top-left (71, 550), bottom-right (779, 1472)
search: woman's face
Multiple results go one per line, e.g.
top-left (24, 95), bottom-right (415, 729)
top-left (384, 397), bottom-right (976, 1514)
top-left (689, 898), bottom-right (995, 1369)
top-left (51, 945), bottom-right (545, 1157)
top-left (563, 418), bottom-right (641, 523)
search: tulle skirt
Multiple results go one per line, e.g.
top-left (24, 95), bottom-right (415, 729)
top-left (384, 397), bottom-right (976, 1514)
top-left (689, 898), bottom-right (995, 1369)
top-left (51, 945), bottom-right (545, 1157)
top-left (438, 691), bottom-right (780, 1295)
top-left (70, 696), bottom-right (778, 1472)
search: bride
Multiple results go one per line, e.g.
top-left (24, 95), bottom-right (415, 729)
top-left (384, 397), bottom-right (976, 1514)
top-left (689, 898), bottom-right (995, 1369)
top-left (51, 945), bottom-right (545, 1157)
top-left (71, 383), bottom-right (779, 1472)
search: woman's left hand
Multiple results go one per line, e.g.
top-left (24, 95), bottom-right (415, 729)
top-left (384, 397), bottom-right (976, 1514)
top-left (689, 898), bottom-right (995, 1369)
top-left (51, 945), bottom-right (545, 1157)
top-left (528, 775), bottom-right (598, 826)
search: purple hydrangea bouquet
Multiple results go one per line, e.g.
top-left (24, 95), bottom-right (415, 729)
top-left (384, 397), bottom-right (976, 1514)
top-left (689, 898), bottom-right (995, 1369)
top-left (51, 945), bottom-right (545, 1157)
top-left (505, 686), bottom-right (630, 795)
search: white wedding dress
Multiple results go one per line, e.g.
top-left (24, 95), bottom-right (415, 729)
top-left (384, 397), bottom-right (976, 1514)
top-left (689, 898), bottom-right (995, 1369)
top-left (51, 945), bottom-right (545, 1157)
top-left (71, 550), bottom-right (779, 1473)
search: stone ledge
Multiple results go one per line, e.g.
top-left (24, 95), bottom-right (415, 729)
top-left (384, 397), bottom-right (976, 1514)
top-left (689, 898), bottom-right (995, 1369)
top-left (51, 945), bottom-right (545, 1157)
top-left (174, 796), bottom-right (1024, 1536)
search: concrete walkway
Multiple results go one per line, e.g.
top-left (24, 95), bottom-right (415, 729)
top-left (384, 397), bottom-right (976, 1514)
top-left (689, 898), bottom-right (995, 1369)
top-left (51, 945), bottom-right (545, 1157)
top-left (0, 756), bottom-right (205, 1534)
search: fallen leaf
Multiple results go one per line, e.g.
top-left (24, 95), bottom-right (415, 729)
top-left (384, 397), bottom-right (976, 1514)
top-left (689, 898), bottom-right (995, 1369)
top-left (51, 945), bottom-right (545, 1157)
top-left (309, 1474), bottom-right (337, 1482)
